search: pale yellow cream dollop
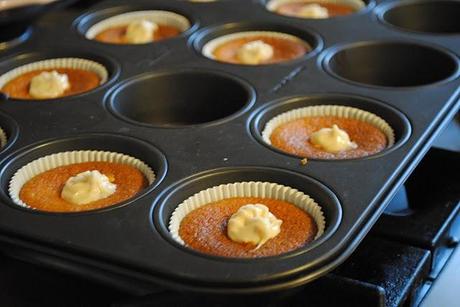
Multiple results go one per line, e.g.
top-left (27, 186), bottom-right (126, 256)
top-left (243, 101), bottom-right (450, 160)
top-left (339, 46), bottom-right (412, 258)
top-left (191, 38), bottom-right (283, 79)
top-left (125, 20), bottom-right (158, 44)
top-left (61, 170), bottom-right (117, 205)
top-left (236, 40), bottom-right (274, 65)
top-left (227, 204), bottom-right (282, 249)
top-left (29, 70), bottom-right (70, 99)
top-left (310, 124), bottom-right (358, 153)
top-left (298, 4), bottom-right (329, 19)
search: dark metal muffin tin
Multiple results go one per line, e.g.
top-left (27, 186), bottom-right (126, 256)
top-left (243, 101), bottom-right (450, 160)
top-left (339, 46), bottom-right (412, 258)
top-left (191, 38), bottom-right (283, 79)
top-left (0, 0), bottom-right (78, 51)
top-left (0, 0), bottom-right (459, 294)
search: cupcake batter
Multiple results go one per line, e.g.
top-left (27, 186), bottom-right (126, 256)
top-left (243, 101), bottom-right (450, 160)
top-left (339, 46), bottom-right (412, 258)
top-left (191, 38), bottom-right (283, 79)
top-left (94, 22), bottom-right (181, 44)
top-left (1, 68), bottom-right (101, 100)
top-left (275, 1), bottom-right (358, 18)
top-left (212, 35), bottom-right (310, 65)
top-left (270, 116), bottom-right (388, 159)
top-left (19, 162), bottom-right (147, 212)
top-left (179, 197), bottom-right (317, 258)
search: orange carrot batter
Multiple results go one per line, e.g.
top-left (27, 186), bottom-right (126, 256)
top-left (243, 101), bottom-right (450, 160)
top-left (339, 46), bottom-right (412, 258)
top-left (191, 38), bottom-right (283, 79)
top-left (94, 24), bottom-right (181, 44)
top-left (270, 116), bottom-right (388, 159)
top-left (1, 68), bottom-right (101, 100)
top-left (20, 162), bottom-right (147, 212)
top-left (276, 2), bottom-right (357, 17)
top-left (213, 35), bottom-right (310, 64)
top-left (179, 197), bottom-right (317, 258)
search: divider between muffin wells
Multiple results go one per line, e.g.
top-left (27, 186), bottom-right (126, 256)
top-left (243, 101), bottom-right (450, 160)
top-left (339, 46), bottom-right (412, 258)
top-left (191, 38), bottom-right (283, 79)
top-left (9, 150), bottom-right (155, 209)
top-left (169, 181), bottom-right (326, 247)
top-left (85, 10), bottom-right (191, 41)
top-left (0, 58), bottom-right (109, 96)
top-left (261, 105), bottom-right (395, 149)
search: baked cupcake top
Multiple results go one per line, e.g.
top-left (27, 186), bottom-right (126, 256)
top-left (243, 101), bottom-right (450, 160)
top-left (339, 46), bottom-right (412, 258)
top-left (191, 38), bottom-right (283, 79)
top-left (9, 151), bottom-right (155, 212)
top-left (202, 31), bottom-right (311, 65)
top-left (267, 0), bottom-right (366, 19)
top-left (169, 181), bottom-right (325, 258)
top-left (19, 162), bottom-right (147, 212)
top-left (262, 105), bottom-right (395, 159)
top-left (178, 197), bottom-right (317, 257)
top-left (85, 10), bottom-right (191, 45)
top-left (0, 58), bottom-right (108, 100)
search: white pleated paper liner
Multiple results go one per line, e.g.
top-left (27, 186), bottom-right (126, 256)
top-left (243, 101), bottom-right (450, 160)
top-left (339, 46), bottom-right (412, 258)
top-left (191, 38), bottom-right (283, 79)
top-left (169, 181), bottom-right (326, 246)
top-left (0, 58), bottom-right (109, 96)
top-left (202, 31), bottom-right (309, 61)
top-left (266, 0), bottom-right (366, 13)
top-left (261, 105), bottom-right (395, 149)
top-left (85, 10), bottom-right (191, 41)
top-left (0, 127), bottom-right (7, 149)
top-left (0, 0), bottom-right (58, 11)
top-left (9, 150), bottom-right (155, 209)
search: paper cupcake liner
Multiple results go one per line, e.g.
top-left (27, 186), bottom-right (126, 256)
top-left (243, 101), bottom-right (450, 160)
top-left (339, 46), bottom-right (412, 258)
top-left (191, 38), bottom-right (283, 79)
top-left (262, 105), bottom-right (395, 148)
top-left (85, 10), bottom-right (191, 40)
top-left (9, 150), bottom-right (155, 208)
top-left (202, 31), bottom-right (308, 60)
top-left (266, 0), bottom-right (366, 12)
top-left (0, 127), bottom-right (7, 148)
top-left (169, 181), bottom-right (326, 246)
top-left (0, 58), bottom-right (108, 91)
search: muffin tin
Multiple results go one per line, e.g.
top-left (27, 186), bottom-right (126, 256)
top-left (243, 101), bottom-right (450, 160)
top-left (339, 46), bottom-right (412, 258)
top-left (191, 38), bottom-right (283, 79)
top-left (0, 0), bottom-right (76, 50)
top-left (0, 0), bottom-right (459, 294)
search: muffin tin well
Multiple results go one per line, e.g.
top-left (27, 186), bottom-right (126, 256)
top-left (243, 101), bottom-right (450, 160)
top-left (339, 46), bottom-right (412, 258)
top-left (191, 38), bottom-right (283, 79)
top-left (0, 0), bottom-right (459, 295)
top-left (107, 69), bottom-right (255, 127)
top-left (264, 0), bottom-right (376, 18)
top-left (324, 41), bottom-right (459, 87)
top-left (265, 0), bottom-right (369, 19)
top-left (155, 167), bottom-right (341, 258)
top-left (0, 51), bottom-right (120, 101)
top-left (377, 0), bottom-right (460, 34)
top-left (0, 0), bottom-right (76, 50)
top-left (193, 22), bottom-right (323, 65)
top-left (250, 94), bottom-right (411, 160)
top-left (0, 111), bottom-right (19, 154)
top-left (76, 5), bottom-right (198, 43)
top-left (0, 134), bottom-right (167, 213)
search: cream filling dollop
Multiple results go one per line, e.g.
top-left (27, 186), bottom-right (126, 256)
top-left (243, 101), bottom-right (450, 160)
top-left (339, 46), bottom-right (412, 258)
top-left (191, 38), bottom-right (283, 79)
top-left (298, 4), bottom-right (329, 19)
top-left (310, 124), bottom-right (358, 153)
top-left (236, 40), bottom-right (274, 65)
top-left (29, 70), bottom-right (70, 99)
top-left (125, 20), bottom-right (158, 44)
top-left (227, 204), bottom-right (282, 249)
top-left (61, 170), bottom-right (117, 205)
